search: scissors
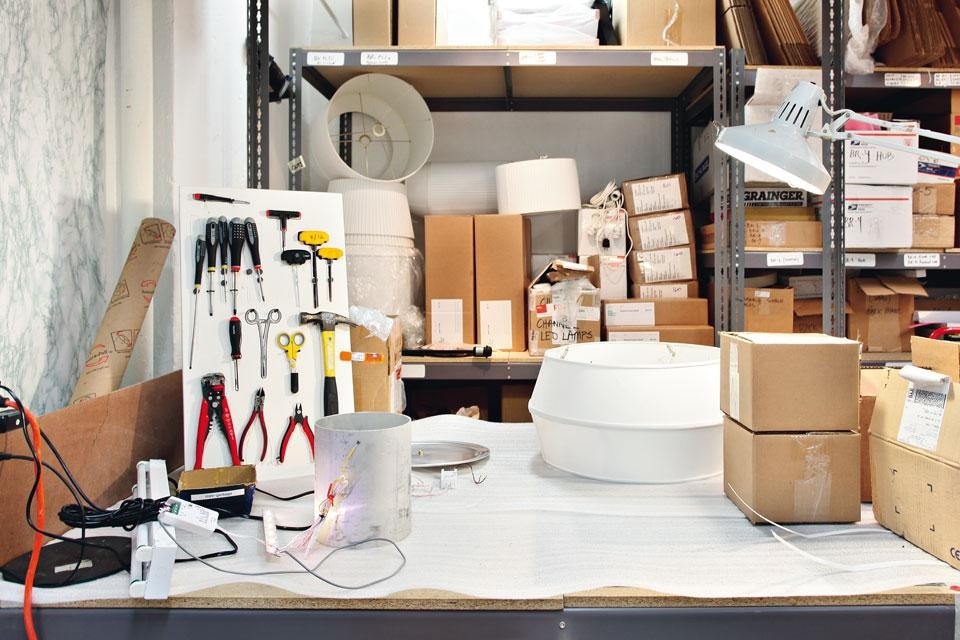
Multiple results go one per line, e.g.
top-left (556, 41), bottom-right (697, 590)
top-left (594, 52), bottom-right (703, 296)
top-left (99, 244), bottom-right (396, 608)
top-left (245, 308), bottom-right (281, 379)
top-left (277, 331), bottom-right (305, 393)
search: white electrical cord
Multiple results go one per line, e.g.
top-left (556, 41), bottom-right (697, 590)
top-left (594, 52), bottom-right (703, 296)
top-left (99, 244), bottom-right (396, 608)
top-left (583, 182), bottom-right (633, 258)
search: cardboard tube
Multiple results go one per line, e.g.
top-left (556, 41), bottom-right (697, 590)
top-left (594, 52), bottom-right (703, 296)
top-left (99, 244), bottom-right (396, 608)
top-left (70, 218), bottom-right (176, 404)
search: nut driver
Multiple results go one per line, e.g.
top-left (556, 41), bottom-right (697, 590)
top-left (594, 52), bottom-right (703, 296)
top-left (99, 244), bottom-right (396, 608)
top-left (266, 209), bottom-right (301, 248)
top-left (229, 316), bottom-right (242, 391)
top-left (244, 218), bottom-right (266, 303)
top-left (280, 249), bottom-right (310, 307)
top-left (317, 246), bottom-right (344, 302)
top-left (297, 230), bottom-right (330, 308)
top-left (188, 237), bottom-right (205, 369)
top-left (204, 218), bottom-right (219, 316)
top-left (217, 216), bottom-right (229, 302)
top-left (228, 218), bottom-right (246, 314)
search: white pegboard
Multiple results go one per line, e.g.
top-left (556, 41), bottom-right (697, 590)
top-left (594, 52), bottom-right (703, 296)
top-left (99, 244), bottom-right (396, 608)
top-left (178, 186), bottom-right (353, 476)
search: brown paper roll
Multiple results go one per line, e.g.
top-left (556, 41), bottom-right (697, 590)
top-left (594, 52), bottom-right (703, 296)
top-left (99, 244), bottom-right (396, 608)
top-left (70, 218), bottom-right (176, 404)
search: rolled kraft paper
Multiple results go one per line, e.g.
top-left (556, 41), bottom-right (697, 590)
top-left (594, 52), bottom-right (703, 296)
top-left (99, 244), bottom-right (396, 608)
top-left (406, 161), bottom-right (498, 215)
top-left (495, 158), bottom-right (582, 215)
top-left (327, 178), bottom-right (414, 239)
top-left (70, 218), bottom-right (176, 405)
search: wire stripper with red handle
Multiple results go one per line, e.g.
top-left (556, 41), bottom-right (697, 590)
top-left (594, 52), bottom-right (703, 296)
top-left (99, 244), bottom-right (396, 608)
top-left (195, 373), bottom-right (241, 470)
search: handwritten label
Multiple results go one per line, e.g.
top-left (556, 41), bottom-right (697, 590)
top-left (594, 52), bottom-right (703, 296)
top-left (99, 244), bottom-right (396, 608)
top-left (360, 51), bottom-right (398, 66)
top-left (306, 52), bottom-right (345, 66)
top-left (766, 252), bottom-right (804, 267)
top-left (884, 73), bottom-right (921, 88)
top-left (904, 253), bottom-right (941, 268)
top-left (636, 212), bottom-right (690, 250)
top-left (287, 155), bottom-right (306, 174)
top-left (518, 51), bottom-right (556, 65)
top-left (651, 51), bottom-right (689, 66)
top-left (845, 253), bottom-right (876, 267)
top-left (934, 73), bottom-right (960, 87)
top-left (630, 177), bottom-right (684, 214)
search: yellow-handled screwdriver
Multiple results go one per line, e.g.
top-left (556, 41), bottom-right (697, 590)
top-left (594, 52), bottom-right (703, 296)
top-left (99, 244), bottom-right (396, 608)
top-left (297, 230), bottom-right (329, 308)
top-left (317, 247), bottom-right (344, 302)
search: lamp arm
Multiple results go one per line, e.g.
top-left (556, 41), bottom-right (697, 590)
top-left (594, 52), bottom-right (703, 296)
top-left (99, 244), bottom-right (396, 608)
top-left (820, 100), bottom-right (960, 151)
top-left (810, 129), bottom-right (960, 167)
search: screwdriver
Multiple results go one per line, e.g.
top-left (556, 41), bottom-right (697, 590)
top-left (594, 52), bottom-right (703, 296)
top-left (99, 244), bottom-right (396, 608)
top-left (244, 218), bottom-right (266, 302)
top-left (188, 238), bottom-right (205, 369)
top-left (204, 218), bottom-right (219, 316)
top-left (280, 249), bottom-right (310, 307)
top-left (266, 210), bottom-right (301, 248)
top-left (218, 217), bottom-right (229, 303)
top-left (339, 351), bottom-right (383, 363)
top-left (317, 247), bottom-right (344, 302)
top-left (297, 230), bottom-right (330, 308)
top-left (229, 316), bottom-right (242, 391)
top-left (193, 192), bottom-right (250, 205)
top-left (229, 218), bottom-right (246, 314)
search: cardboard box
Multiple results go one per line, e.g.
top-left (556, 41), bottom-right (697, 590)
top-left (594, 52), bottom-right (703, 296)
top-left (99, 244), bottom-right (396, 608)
top-left (628, 210), bottom-right (694, 251)
top-left (744, 186), bottom-right (808, 208)
top-left (844, 184), bottom-right (913, 249)
top-left (745, 207), bottom-right (816, 222)
top-left (720, 332), bottom-right (861, 431)
top-left (953, 113), bottom-right (960, 157)
top-left (475, 215), bottom-right (531, 351)
top-left (847, 276), bottom-right (928, 353)
top-left (627, 246), bottom-right (697, 284)
top-left (397, 0), bottom-right (435, 46)
top-left (350, 321), bottom-right (403, 413)
top-left (744, 287), bottom-right (794, 333)
top-left (528, 260), bottom-right (601, 357)
top-left (604, 325), bottom-right (715, 346)
top-left (603, 298), bottom-right (708, 327)
top-left (691, 124), bottom-right (716, 205)
top-left (622, 174), bottom-right (689, 216)
top-left (501, 382), bottom-right (534, 423)
top-left (425, 216), bottom-right (475, 344)
top-left (583, 255), bottom-right (628, 301)
top-left (786, 274), bottom-right (822, 299)
top-left (630, 281), bottom-right (699, 299)
top-left (353, 0), bottom-right (393, 46)
top-left (178, 465), bottom-right (256, 517)
top-left (701, 221), bottom-right (821, 251)
top-left (793, 298), bottom-right (852, 334)
top-left (844, 131), bottom-right (919, 185)
top-left (724, 417), bottom-right (861, 524)
top-left (859, 367), bottom-right (892, 503)
top-left (912, 336), bottom-right (960, 381)
top-left (613, 0), bottom-right (715, 47)
top-left (912, 214), bottom-right (956, 249)
top-left (435, 0), bottom-right (493, 45)
top-left (578, 208), bottom-right (627, 257)
top-left (913, 183), bottom-right (956, 215)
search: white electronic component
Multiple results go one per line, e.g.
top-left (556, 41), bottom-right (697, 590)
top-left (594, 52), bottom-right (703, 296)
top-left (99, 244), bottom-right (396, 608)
top-left (440, 468), bottom-right (459, 490)
top-left (130, 459), bottom-right (176, 600)
top-left (262, 509), bottom-right (281, 557)
top-left (159, 497), bottom-right (218, 536)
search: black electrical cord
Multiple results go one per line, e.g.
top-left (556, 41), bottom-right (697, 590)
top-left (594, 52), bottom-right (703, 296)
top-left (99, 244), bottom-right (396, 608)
top-left (254, 487), bottom-right (313, 501)
top-left (59, 497), bottom-right (168, 531)
top-left (174, 529), bottom-right (238, 564)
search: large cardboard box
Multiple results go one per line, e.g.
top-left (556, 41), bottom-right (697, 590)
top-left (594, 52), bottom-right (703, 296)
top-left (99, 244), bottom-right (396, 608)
top-left (353, 0), bottom-right (393, 45)
top-left (528, 260), bottom-right (601, 357)
top-left (912, 214), bottom-right (956, 248)
top-left (627, 246), bottom-right (697, 284)
top-left (859, 367), bottom-right (892, 503)
top-left (350, 321), bottom-right (403, 413)
top-left (793, 298), bottom-right (853, 334)
top-left (425, 216), bottom-right (475, 344)
top-left (847, 276), bottom-right (928, 353)
top-left (720, 332), bottom-right (861, 431)
top-left (744, 287), bottom-right (794, 333)
top-left (397, 0), bottom-right (435, 46)
top-left (844, 185), bottom-right (913, 249)
top-left (700, 221), bottom-right (821, 250)
top-left (912, 336), bottom-right (960, 381)
top-left (584, 255), bottom-right (628, 301)
top-left (724, 417), bottom-right (860, 524)
top-left (604, 325), bottom-right (715, 345)
top-left (913, 183), bottom-right (956, 215)
top-left (622, 173), bottom-right (689, 216)
top-left (475, 215), bottom-right (531, 351)
top-left (603, 298), bottom-right (708, 327)
top-left (628, 210), bottom-right (694, 251)
top-left (844, 131), bottom-right (919, 185)
top-left (613, 0), bottom-right (715, 47)
top-left (630, 281), bottom-right (699, 299)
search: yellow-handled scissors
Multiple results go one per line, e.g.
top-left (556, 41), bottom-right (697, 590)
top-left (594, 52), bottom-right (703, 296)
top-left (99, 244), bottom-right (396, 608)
top-left (277, 331), bottom-right (305, 393)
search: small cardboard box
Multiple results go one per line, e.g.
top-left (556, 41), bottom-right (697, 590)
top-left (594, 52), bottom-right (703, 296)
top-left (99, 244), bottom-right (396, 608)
top-left (912, 336), bottom-right (960, 381)
top-left (622, 173), bottom-right (689, 216)
top-left (613, 0), bottom-right (715, 47)
top-left (859, 368), bottom-right (892, 503)
top-left (913, 183), bottom-right (956, 215)
top-left (178, 465), bottom-right (257, 517)
top-left (793, 298), bottom-right (853, 334)
top-left (912, 214), bottom-right (956, 249)
top-left (844, 184), bottom-right (913, 249)
top-left (603, 325), bottom-right (715, 346)
top-left (720, 332), bottom-right (861, 431)
top-left (475, 214), bottom-right (531, 351)
top-left (844, 131), bottom-right (919, 185)
top-left (528, 260), bottom-right (601, 357)
top-left (724, 417), bottom-right (861, 524)
top-left (847, 276), bottom-right (928, 353)
top-left (630, 280), bottom-right (699, 299)
top-left (628, 210), bottom-right (694, 251)
top-left (353, 0), bottom-right (393, 45)
top-left (603, 298), bottom-right (708, 327)
top-left (744, 287), bottom-right (794, 333)
top-left (627, 246), bottom-right (697, 284)
top-left (397, 0), bottom-right (435, 46)
top-left (425, 216), bottom-right (475, 344)
top-left (584, 255), bottom-right (628, 301)
top-left (350, 321), bottom-right (404, 413)
top-left (786, 274), bottom-right (823, 299)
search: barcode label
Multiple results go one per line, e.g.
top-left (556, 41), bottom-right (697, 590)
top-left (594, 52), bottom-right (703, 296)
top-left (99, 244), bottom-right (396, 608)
top-left (898, 381), bottom-right (950, 452)
top-left (908, 387), bottom-right (947, 409)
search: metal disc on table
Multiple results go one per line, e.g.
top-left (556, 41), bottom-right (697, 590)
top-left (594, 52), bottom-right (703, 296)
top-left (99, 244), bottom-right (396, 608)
top-left (410, 441), bottom-right (490, 469)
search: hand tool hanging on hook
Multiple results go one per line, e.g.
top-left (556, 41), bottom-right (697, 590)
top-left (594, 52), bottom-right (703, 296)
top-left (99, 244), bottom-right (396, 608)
top-left (195, 373), bottom-right (241, 470)
top-left (188, 237), bottom-right (205, 369)
top-left (279, 403), bottom-right (314, 463)
top-left (228, 218), bottom-right (246, 314)
top-left (246, 308), bottom-right (282, 379)
top-left (300, 311), bottom-right (355, 416)
top-left (239, 388), bottom-right (269, 463)
top-left (267, 209), bottom-right (301, 248)
top-left (218, 217), bottom-right (229, 303)
top-left (229, 316), bottom-right (242, 391)
top-left (193, 192), bottom-right (250, 205)
top-left (317, 247), bottom-right (344, 302)
top-left (204, 218), bottom-right (219, 316)
top-left (277, 331), bottom-right (305, 393)
top-left (280, 249), bottom-right (310, 307)
top-left (297, 230), bottom-right (330, 308)
top-left (244, 218), bottom-right (266, 302)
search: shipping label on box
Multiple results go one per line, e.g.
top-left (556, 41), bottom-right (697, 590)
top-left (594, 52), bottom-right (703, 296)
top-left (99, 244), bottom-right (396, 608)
top-left (630, 281), bottom-right (699, 299)
top-left (603, 298), bottom-right (708, 327)
top-left (628, 210), bottom-right (694, 251)
top-left (844, 185), bottom-right (913, 249)
top-left (628, 246), bottom-right (696, 284)
top-left (622, 173), bottom-right (689, 216)
top-left (844, 132), bottom-right (919, 184)
top-left (430, 299), bottom-right (464, 345)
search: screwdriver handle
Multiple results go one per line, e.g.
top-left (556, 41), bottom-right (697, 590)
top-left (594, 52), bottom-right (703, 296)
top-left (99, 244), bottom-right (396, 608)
top-left (244, 218), bottom-right (262, 267)
top-left (193, 238), bottom-right (205, 290)
top-left (229, 316), bottom-right (242, 361)
top-left (204, 219), bottom-right (219, 271)
top-left (218, 217), bottom-right (229, 268)
top-left (229, 218), bottom-right (246, 271)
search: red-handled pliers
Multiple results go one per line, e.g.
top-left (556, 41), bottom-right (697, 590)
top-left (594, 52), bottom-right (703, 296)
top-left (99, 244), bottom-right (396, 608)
top-left (239, 388), bottom-right (268, 462)
top-left (279, 403), bottom-right (314, 463)
top-left (195, 373), bottom-right (241, 470)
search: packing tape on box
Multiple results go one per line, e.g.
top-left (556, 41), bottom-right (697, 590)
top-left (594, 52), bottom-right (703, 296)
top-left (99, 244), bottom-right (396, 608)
top-left (70, 218), bottom-right (176, 404)
top-left (327, 178), bottom-right (414, 239)
top-left (495, 158), bottom-right (581, 215)
top-left (406, 162), bottom-right (498, 215)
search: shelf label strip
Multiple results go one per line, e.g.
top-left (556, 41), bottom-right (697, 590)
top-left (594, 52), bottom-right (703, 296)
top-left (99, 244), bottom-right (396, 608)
top-left (651, 51), bottom-right (689, 66)
top-left (306, 52), bottom-right (345, 66)
top-left (517, 51), bottom-right (556, 65)
top-left (934, 73), bottom-right (960, 87)
top-left (845, 253), bottom-right (876, 268)
top-left (766, 252), bottom-right (804, 267)
top-left (360, 51), bottom-right (399, 66)
top-left (884, 73), bottom-right (922, 88)
top-left (904, 253), bottom-right (941, 268)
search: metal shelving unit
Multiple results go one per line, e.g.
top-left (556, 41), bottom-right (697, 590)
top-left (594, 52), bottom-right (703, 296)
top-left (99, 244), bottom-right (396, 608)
top-left (702, 250), bottom-right (960, 270)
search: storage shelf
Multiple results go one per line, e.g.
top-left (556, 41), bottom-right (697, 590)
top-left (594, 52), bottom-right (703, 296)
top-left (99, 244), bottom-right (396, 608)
top-left (745, 66), bottom-right (960, 89)
top-left (700, 249), bottom-right (960, 270)
top-left (401, 353), bottom-right (542, 381)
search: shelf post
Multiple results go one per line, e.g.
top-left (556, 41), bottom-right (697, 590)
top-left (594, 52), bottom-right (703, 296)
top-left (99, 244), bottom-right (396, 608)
top-left (821, 0), bottom-right (846, 337)
top-left (289, 48), bottom-right (304, 191)
top-left (247, 0), bottom-right (270, 189)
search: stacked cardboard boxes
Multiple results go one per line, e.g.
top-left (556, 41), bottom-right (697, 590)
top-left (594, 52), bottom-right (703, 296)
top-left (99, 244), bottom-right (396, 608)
top-left (699, 187), bottom-right (821, 251)
top-left (721, 333), bottom-right (862, 524)
top-left (528, 260), bottom-right (600, 356)
top-left (847, 276), bottom-right (928, 353)
top-left (912, 183), bottom-right (956, 249)
top-left (601, 298), bottom-right (712, 345)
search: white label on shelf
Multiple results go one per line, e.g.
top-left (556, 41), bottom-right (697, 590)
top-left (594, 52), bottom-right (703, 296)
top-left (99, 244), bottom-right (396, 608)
top-left (765, 252), bottom-right (804, 267)
top-left (934, 73), bottom-right (960, 87)
top-left (904, 253), bottom-right (941, 268)
top-left (898, 380), bottom-right (951, 452)
top-left (884, 73), bottom-right (921, 88)
top-left (400, 364), bottom-right (426, 379)
top-left (651, 51), bottom-right (689, 66)
top-left (845, 253), bottom-right (876, 267)
top-left (360, 51), bottom-right (398, 66)
top-left (517, 51), bottom-right (556, 65)
top-left (306, 52), bottom-right (345, 66)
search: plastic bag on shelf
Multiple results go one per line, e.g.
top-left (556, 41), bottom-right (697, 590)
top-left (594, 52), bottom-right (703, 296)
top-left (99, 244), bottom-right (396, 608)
top-left (348, 305), bottom-right (394, 342)
top-left (398, 305), bottom-right (425, 349)
top-left (345, 243), bottom-right (424, 317)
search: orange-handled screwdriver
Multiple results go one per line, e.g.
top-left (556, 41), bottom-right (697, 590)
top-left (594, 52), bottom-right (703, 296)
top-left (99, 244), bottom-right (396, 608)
top-left (339, 351), bottom-right (383, 363)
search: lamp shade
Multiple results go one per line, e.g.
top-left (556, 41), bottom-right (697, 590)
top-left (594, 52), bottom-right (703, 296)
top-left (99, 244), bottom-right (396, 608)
top-left (715, 81), bottom-right (831, 195)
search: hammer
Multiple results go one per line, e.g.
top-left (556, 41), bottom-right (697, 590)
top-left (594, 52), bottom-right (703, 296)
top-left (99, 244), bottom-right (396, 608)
top-left (300, 311), bottom-right (356, 416)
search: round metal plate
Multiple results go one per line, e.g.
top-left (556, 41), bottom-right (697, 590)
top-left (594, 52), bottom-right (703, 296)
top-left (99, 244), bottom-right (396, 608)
top-left (410, 441), bottom-right (490, 469)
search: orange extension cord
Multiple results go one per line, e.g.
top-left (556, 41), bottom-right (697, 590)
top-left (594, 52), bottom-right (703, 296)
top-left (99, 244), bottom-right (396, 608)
top-left (5, 398), bottom-right (44, 640)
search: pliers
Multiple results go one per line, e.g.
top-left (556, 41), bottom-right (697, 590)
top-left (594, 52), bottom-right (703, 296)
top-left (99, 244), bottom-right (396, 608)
top-left (279, 403), bottom-right (315, 463)
top-left (239, 388), bottom-right (268, 463)
top-left (195, 373), bottom-right (241, 470)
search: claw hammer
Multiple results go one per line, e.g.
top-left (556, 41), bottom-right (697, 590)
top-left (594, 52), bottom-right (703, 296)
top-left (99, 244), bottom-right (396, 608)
top-left (300, 311), bottom-right (356, 416)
